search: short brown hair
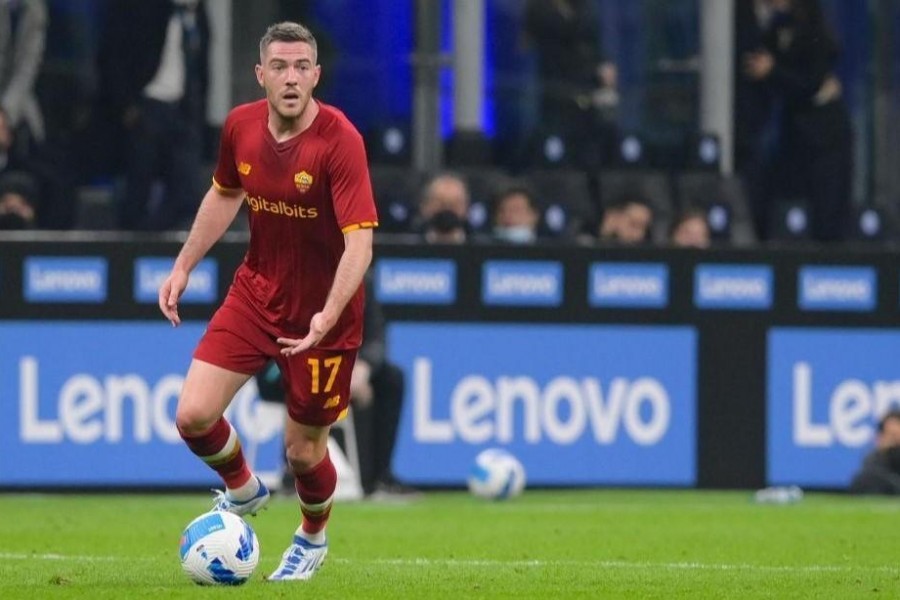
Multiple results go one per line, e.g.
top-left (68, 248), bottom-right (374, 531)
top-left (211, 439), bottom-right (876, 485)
top-left (259, 22), bottom-right (318, 62)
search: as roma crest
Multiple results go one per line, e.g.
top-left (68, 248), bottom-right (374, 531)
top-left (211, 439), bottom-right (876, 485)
top-left (294, 171), bottom-right (313, 193)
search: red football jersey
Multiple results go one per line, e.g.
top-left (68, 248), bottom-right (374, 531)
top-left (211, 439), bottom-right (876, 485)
top-left (212, 99), bottom-right (378, 349)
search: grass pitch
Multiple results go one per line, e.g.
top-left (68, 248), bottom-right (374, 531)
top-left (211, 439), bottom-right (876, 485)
top-left (0, 489), bottom-right (897, 599)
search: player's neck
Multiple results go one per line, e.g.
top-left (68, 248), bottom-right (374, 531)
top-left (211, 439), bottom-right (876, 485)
top-left (268, 99), bottom-right (320, 143)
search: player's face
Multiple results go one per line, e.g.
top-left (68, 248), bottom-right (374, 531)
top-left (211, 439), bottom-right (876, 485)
top-left (256, 41), bottom-right (321, 120)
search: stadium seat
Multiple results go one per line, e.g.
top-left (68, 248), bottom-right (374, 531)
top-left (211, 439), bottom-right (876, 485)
top-left (369, 165), bottom-right (425, 233)
top-left (521, 129), bottom-right (578, 169)
top-left (521, 168), bottom-right (596, 239)
top-left (847, 204), bottom-right (896, 243)
top-left (364, 124), bottom-right (412, 166)
top-left (769, 199), bottom-right (812, 242)
top-left (674, 171), bottom-right (758, 246)
top-left (456, 166), bottom-right (515, 232)
top-left (73, 184), bottom-right (117, 230)
top-left (611, 132), bottom-right (651, 169)
top-left (445, 130), bottom-right (493, 167)
top-left (681, 133), bottom-right (722, 171)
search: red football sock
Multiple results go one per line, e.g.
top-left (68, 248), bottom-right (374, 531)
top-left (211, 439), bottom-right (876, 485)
top-left (178, 417), bottom-right (252, 489)
top-left (295, 451), bottom-right (337, 535)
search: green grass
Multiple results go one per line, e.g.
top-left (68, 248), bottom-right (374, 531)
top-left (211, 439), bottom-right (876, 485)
top-left (0, 489), bottom-right (897, 598)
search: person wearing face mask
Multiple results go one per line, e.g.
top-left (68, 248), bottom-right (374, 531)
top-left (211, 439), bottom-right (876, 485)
top-left (491, 185), bottom-right (540, 245)
top-left (415, 172), bottom-right (471, 244)
top-left (98, 0), bottom-right (210, 231)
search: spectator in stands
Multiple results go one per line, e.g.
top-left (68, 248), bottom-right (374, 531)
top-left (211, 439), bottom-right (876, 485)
top-left (98, 0), bottom-right (210, 231)
top-left (734, 0), bottom-right (776, 240)
top-left (849, 410), bottom-right (900, 496)
top-left (670, 207), bottom-right (711, 248)
top-left (522, 0), bottom-right (618, 169)
top-left (491, 185), bottom-right (540, 245)
top-left (416, 172), bottom-right (470, 244)
top-left (0, 108), bottom-right (40, 229)
top-left (744, 0), bottom-right (852, 242)
top-left (0, 172), bottom-right (37, 229)
top-left (0, 0), bottom-right (47, 146)
top-left (349, 274), bottom-right (418, 500)
top-left (592, 192), bottom-right (654, 245)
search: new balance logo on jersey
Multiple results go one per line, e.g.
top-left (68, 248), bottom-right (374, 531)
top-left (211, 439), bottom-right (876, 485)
top-left (246, 195), bottom-right (318, 219)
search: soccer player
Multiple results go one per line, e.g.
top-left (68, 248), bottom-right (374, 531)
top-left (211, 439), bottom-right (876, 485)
top-left (158, 21), bottom-right (377, 581)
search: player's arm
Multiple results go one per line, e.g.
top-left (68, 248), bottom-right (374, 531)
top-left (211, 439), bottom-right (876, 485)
top-left (158, 184), bottom-right (245, 326)
top-left (278, 227), bottom-right (373, 355)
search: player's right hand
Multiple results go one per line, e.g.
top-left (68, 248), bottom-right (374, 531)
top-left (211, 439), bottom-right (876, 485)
top-left (158, 269), bottom-right (189, 327)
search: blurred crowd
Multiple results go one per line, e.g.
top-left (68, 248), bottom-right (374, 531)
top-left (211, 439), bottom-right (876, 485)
top-left (0, 0), bottom-right (877, 248)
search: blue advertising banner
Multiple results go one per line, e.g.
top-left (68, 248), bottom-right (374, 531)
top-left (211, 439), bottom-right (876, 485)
top-left (767, 328), bottom-right (900, 488)
top-left (694, 264), bottom-right (773, 310)
top-left (24, 257), bottom-right (108, 303)
top-left (374, 259), bottom-right (456, 305)
top-left (134, 258), bottom-right (218, 304)
top-left (388, 323), bottom-right (697, 486)
top-left (588, 263), bottom-right (669, 308)
top-left (481, 261), bottom-right (563, 306)
top-left (797, 266), bottom-right (876, 312)
top-left (0, 322), bottom-right (284, 485)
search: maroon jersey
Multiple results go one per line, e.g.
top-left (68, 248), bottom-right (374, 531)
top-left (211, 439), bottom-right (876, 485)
top-left (212, 99), bottom-right (378, 349)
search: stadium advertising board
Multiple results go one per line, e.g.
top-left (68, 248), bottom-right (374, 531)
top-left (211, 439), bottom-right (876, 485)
top-left (481, 261), bottom-right (563, 306)
top-left (693, 264), bottom-right (773, 310)
top-left (797, 266), bottom-right (876, 312)
top-left (24, 257), bottom-right (108, 303)
top-left (0, 322), bottom-right (284, 485)
top-left (588, 262), bottom-right (669, 308)
top-left (374, 258), bottom-right (456, 305)
top-left (767, 328), bottom-right (900, 487)
top-left (133, 258), bottom-right (218, 304)
top-left (388, 323), bottom-right (697, 486)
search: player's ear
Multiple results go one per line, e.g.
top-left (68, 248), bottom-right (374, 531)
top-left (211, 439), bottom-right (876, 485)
top-left (255, 64), bottom-right (264, 87)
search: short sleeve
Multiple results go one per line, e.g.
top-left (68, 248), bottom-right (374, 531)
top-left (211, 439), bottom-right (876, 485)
top-left (212, 112), bottom-right (242, 193)
top-left (327, 128), bottom-right (378, 233)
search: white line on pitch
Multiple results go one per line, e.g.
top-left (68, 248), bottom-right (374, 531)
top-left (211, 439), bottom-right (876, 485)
top-left (1, 552), bottom-right (897, 574)
top-left (333, 558), bottom-right (900, 574)
top-left (0, 552), bottom-right (140, 562)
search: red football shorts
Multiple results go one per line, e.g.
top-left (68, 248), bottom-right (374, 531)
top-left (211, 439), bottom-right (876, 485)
top-left (194, 298), bottom-right (358, 427)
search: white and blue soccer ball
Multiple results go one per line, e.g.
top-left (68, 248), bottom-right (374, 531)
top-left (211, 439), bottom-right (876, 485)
top-left (179, 511), bottom-right (260, 585)
top-left (467, 448), bottom-right (527, 500)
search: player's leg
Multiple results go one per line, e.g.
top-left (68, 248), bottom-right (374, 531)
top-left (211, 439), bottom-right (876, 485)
top-left (178, 303), bottom-right (273, 515)
top-left (268, 420), bottom-right (332, 581)
top-left (177, 359), bottom-right (270, 514)
top-left (269, 347), bottom-right (357, 581)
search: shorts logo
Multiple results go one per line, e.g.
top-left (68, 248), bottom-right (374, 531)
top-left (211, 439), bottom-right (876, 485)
top-left (294, 171), bottom-right (313, 193)
top-left (238, 162), bottom-right (252, 175)
top-left (324, 394), bottom-right (341, 409)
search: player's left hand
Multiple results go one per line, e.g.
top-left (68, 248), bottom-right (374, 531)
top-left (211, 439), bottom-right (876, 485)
top-left (277, 311), bottom-right (334, 356)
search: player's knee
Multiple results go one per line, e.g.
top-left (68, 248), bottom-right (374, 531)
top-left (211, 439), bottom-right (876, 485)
top-left (175, 400), bottom-right (218, 436)
top-left (284, 438), bottom-right (322, 474)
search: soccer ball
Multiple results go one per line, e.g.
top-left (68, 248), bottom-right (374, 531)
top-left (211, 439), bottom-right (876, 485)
top-left (179, 511), bottom-right (260, 585)
top-left (467, 448), bottom-right (526, 500)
